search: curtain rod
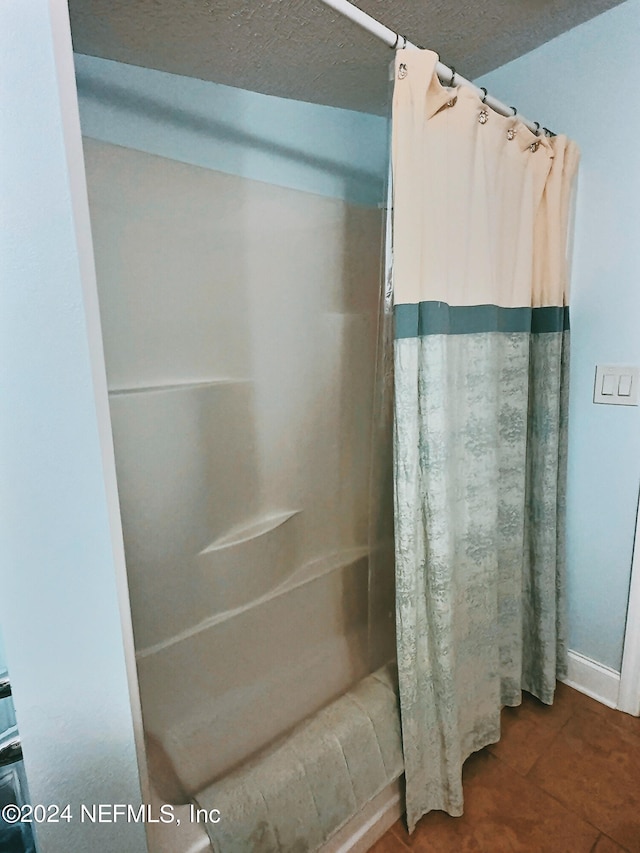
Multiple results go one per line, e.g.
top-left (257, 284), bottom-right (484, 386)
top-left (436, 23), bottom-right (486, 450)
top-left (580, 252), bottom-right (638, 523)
top-left (317, 0), bottom-right (555, 137)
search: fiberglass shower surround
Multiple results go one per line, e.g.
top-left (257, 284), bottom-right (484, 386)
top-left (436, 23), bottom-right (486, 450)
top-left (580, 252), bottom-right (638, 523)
top-left (87, 103), bottom-right (396, 852)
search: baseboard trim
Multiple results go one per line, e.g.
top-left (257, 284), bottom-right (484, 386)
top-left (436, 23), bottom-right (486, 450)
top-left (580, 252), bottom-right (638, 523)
top-left (619, 491), bottom-right (640, 716)
top-left (320, 778), bottom-right (403, 853)
top-left (561, 649), bottom-right (620, 709)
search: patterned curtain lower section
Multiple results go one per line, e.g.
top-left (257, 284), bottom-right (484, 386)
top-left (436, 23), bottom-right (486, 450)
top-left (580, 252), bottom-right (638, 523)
top-left (394, 320), bottom-right (570, 828)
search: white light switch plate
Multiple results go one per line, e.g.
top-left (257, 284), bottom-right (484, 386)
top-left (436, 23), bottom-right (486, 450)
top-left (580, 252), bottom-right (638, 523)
top-left (594, 364), bottom-right (639, 406)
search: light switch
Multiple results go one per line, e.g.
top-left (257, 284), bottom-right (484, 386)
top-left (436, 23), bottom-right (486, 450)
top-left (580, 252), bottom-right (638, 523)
top-left (601, 373), bottom-right (616, 396)
top-left (619, 374), bottom-right (633, 397)
top-left (594, 365), bottom-right (640, 406)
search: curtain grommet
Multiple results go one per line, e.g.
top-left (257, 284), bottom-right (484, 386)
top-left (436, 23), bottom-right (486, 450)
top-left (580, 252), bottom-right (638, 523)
top-left (398, 62), bottom-right (408, 79)
top-left (478, 109), bottom-right (489, 124)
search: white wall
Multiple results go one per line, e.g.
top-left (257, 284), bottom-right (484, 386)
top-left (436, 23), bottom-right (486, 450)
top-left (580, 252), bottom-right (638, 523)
top-left (478, 0), bottom-right (640, 670)
top-left (0, 2), bottom-right (147, 850)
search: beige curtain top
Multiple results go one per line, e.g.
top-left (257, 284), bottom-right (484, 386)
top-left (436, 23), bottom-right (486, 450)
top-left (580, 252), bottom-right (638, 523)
top-left (391, 49), bottom-right (580, 310)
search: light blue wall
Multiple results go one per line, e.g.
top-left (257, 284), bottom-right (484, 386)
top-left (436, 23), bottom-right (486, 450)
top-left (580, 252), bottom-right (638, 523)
top-left (0, 627), bottom-right (7, 673)
top-left (74, 54), bottom-right (388, 207)
top-left (0, 2), bottom-right (147, 850)
top-left (478, 0), bottom-right (640, 670)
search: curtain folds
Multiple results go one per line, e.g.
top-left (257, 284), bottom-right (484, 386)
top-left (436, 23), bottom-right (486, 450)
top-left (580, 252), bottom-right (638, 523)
top-left (391, 49), bottom-right (580, 832)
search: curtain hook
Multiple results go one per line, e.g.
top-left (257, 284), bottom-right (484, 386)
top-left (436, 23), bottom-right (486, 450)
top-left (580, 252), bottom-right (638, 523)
top-left (480, 87), bottom-right (488, 104)
top-left (392, 33), bottom-right (407, 49)
top-left (533, 121), bottom-right (540, 135)
top-left (449, 66), bottom-right (456, 87)
top-left (510, 106), bottom-right (517, 116)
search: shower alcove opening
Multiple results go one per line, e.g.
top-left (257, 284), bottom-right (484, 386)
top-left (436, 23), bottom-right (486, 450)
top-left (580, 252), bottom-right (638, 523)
top-left (81, 77), bottom-right (398, 851)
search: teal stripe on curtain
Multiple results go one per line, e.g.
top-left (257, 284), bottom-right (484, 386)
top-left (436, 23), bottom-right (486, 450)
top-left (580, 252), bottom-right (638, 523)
top-left (394, 302), bottom-right (570, 339)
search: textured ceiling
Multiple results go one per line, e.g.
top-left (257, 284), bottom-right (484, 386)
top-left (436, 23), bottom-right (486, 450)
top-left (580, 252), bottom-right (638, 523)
top-left (68, 0), bottom-right (626, 115)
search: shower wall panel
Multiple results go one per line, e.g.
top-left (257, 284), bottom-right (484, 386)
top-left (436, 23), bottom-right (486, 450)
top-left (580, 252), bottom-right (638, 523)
top-left (83, 137), bottom-right (394, 797)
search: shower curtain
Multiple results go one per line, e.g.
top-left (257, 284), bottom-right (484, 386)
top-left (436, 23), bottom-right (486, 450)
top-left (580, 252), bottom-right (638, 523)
top-left (391, 49), bottom-right (580, 832)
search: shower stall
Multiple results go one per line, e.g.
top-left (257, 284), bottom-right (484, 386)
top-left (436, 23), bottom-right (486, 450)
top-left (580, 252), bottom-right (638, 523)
top-left (82, 96), bottom-right (398, 847)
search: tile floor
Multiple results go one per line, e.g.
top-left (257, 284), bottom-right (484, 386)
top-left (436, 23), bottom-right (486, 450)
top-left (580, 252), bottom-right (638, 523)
top-left (370, 683), bottom-right (640, 853)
